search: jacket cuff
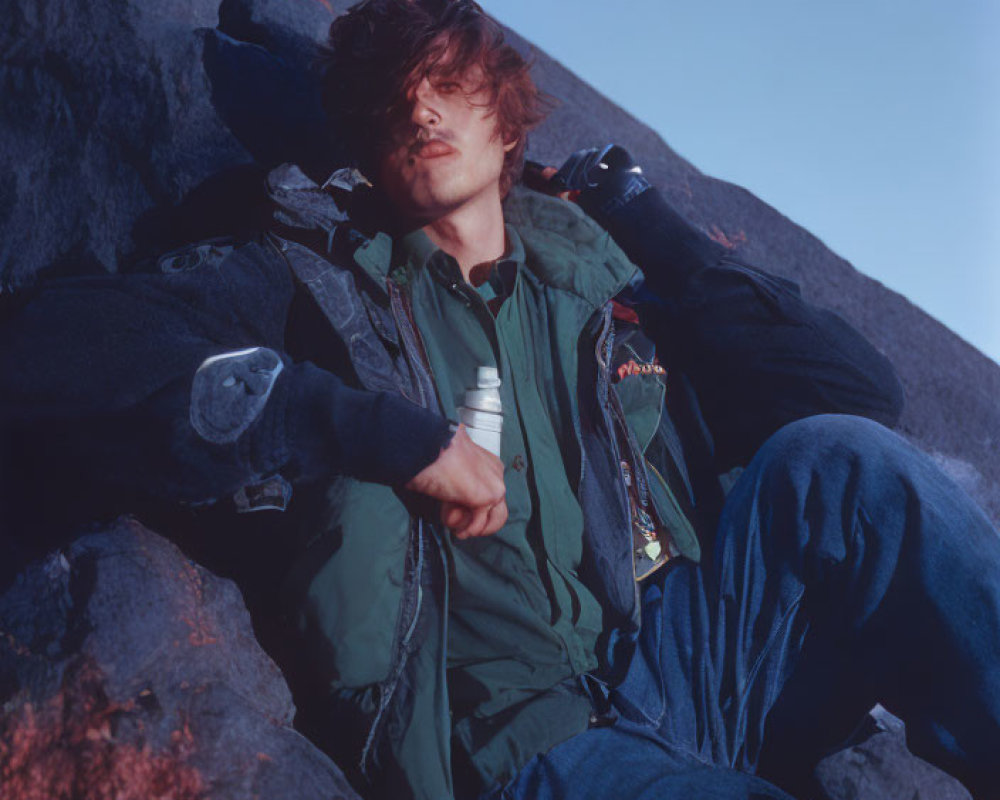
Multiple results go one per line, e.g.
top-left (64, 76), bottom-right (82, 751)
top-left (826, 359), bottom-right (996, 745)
top-left (284, 362), bottom-right (452, 485)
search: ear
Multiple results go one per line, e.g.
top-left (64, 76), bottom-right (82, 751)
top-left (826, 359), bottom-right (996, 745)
top-left (503, 137), bottom-right (519, 154)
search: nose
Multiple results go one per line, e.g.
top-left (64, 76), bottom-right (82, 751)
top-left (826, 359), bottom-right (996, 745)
top-left (411, 78), bottom-right (441, 128)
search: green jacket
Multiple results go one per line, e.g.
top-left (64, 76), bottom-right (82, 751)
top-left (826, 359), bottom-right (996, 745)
top-left (275, 180), bottom-right (695, 799)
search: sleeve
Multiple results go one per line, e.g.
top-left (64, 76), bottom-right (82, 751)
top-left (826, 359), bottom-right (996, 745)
top-left (0, 240), bottom-right (451, 505)
top-left (603, 187), bottom-right (905, 469)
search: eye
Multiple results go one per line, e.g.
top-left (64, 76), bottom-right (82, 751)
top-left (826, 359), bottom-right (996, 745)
top-left (436, 81), bottom-right (462, 94)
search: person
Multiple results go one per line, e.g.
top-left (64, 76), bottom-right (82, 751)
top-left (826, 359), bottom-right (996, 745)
top-left (284, 2), bottom-right (999, 798)
top-left (1, 2), bottom-right (998, 800)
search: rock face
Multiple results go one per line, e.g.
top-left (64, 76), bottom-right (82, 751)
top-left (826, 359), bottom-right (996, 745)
top-left (0, 518), bottom-right (359, 800)
top-left (0, 1), bottom-right (991, 798)
top-left (815, 708), bottom-right (971, 800)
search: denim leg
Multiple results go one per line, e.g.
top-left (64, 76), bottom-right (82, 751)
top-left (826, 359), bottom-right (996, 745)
top-left (611, 558), bottom-right (729, 762)
top-left (499, 414), bottom-right (1000, 799)
top-left (495, 717), bottom-right (794, 800)
top-left (491, 562), bottom-right (797, 800)
top-left (707, 414), bottom-right (1000, 796)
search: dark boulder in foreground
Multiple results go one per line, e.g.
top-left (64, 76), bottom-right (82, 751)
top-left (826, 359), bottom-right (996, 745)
top-left (0, 518), bottom-right (358, 800)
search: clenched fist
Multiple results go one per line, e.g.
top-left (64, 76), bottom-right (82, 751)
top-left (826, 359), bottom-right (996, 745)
top-left (405, 425), bottom-right (508, 539)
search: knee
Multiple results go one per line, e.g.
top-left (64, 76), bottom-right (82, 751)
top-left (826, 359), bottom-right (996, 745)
top-left (726, 416), bottom-right (916, 558)
top-left (768, 414), bottom-right (895, 456)
top-left (752, 414), bottom-right (913, 484)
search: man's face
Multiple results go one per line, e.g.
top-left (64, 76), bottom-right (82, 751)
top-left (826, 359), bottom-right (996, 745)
top-left (377, 63), bottom-right (516, 224)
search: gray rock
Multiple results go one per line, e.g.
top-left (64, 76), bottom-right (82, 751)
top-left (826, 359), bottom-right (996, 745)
top-left (0, 517), bottom-right (359, 799)
top-left (0, 0), bottom-right (249, 288)
top-left (815, 707), bottom-right (972, 800)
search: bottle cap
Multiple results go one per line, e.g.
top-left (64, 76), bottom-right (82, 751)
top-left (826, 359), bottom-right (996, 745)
top-left (476, 366), bottom-right (501, 389)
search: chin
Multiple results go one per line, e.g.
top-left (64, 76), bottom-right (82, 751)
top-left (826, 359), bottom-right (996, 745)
top-left (409, 186), bottom-right (468, 217)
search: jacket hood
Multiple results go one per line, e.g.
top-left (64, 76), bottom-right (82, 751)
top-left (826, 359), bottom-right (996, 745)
top-left (502, 186), bottom-right (638, 310)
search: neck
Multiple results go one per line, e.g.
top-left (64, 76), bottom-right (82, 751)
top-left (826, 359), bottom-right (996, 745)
top-left (420, 191), bottom-right (506, 284)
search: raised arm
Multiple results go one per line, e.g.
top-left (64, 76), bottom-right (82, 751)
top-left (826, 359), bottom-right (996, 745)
top-left (548, 146), bottom-right (904, 468)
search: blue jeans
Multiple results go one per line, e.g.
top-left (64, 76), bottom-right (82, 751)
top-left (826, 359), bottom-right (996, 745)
top-left (498, 415), bottom-right (1000, 799)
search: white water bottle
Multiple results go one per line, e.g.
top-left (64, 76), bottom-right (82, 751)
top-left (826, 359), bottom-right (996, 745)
top-left (458, 366), bottom-right (503, 457)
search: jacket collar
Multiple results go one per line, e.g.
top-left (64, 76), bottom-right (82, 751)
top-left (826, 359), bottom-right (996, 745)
top-left (370, 188), bottom-right (637, 310)
top-left (267, 163), bottom-right (637, 308)
top-left (390, 224), bottom-right (527, 291)
top-left (350, 230), bottom-right (395, 288)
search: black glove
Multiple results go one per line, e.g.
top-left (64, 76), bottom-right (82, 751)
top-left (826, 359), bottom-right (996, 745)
top-left (552, 144), bottom-right (651, 223)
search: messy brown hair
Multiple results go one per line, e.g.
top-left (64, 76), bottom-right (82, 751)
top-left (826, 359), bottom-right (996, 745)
top-left (320, 0), bottom-right (549, 195)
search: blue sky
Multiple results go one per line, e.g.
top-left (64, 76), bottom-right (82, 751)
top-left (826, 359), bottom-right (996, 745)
top-left (480, 0), bottom-right (1000, 366)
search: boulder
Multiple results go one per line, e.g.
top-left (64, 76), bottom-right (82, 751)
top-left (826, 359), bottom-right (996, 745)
top-left (0, 518), bottom-right (359, 800)
top-left (814, 707), bottom-right (971, 800)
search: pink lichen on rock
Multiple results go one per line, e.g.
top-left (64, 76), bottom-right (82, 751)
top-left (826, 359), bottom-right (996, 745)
top-left (0, 661), bottom-right (206, 800)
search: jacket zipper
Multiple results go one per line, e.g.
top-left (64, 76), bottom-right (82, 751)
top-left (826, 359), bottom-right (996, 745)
top-left (388, 280), bottom-right (439, 411)
top-left (360, 517), bottom-right (427, 774)
top-left (360, 282), bottom-right (443, 777)
top-left (591, 307), bottom-right (643, 618)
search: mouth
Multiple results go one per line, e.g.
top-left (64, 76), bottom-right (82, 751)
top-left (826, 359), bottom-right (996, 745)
top-left (412, 139), bottom-right (457, 160)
